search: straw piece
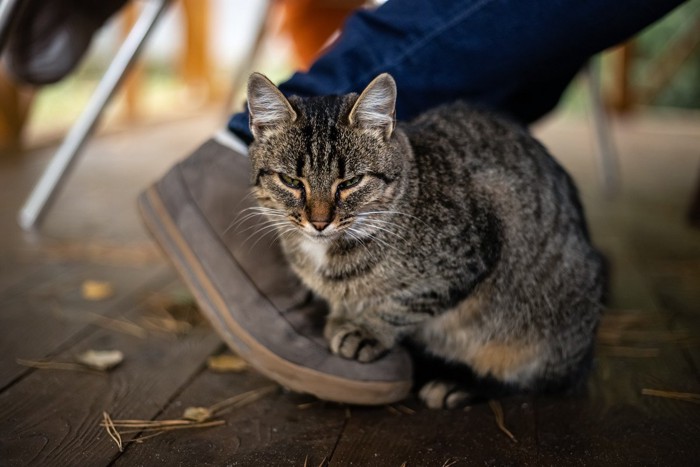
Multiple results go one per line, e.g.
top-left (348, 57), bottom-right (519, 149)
top-left (16, 358), bottom-right (102, 374)
top-left (598, 346), bottom-right (660, 358)
top-left (297, 401), bottom-right (320, 410)
top-left (208, 385), bottom-right (277, 416)
top-left (128, 430), bottom-right (167, 444)
top-left (103, 411), bottom-right (123, 452)
top-left (100, 385), bottom-right (277, 451)
top-left (103, 420), bottom-right (225, 435)
top-left (488, 400), bottom-right (517, 443)
top-left (85, 312), bottom-right (148, 338)
top-left (140, 316), bottom-right (193, 335)
top-left (641, 388), bottom-right (700, 404)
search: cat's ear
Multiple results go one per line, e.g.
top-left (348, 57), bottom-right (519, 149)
top-left (348, 73), bottom-right (397, 141)
top-left (247, 72), bottom-right (297, 139)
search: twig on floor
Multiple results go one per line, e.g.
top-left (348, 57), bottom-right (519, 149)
top-left (103, 411), bottom-right (123, 452)
top-left (488, 400), bottom-right (517, 443)
top-left (598, 346), bottom-right (660, 358)
top-left (100, 385), bottom-right (278, 450)
top-left (16, 358), bottom-right (103, 374)
top-left (641, 388), bottom-right (700, 404)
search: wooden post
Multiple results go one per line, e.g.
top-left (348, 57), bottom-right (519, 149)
top-left (608, 42), bottom-right (634, 114)
top-left (0, 68), bottom-right (33, 154)
top-left (120, 1), bottom-right (144, 121)
top-left (181, 0), bottom-right (213, 102)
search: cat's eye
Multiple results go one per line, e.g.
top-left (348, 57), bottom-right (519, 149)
top-left (338, 175), bottom-right (363, 190)
top-left (279, 173), bottom-right (303, 189)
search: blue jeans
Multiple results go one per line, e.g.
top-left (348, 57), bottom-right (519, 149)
top-left (228, 0), bottom-right (683, 143)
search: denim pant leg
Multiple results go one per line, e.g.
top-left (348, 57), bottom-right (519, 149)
top-left (228, 0), bottom-right (683, 142)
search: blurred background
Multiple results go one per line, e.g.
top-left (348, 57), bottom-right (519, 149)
top-left (1, 0), bottom-right (699, 153)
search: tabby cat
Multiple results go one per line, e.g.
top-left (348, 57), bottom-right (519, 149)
top-left (245, 72), bottom-right (605, 408)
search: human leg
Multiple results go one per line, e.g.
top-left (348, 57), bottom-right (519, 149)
top-left (229, 0), bottom-right (683, 142)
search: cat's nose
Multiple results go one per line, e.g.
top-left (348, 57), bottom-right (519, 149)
top-left (311, 221), bottom-right (329, 231)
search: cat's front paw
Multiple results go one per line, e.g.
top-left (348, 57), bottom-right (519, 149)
top-left (328, 323), bottom-right (388, 363)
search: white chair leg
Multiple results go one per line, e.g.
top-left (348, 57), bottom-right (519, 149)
top-left (584, 58), bottom-right (620, 198)
top-left (18, 0), bottom-right (172, 231)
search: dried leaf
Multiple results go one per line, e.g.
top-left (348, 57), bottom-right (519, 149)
top-left (76, 350), bottom-right (124, 371)
top-left (207, 354), bottom-right (248, 373)
top-left (81, 280), bottom-right (114, 301)
top-left (182, 406), bottom-right (213, 422)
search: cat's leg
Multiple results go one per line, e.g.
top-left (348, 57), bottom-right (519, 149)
top-left (418, 380), bottom-right (475, 409)
top-left (324, 302), bottom-right (422, 363)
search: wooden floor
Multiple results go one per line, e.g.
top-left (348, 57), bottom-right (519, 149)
top-left (0, 112), bottom-right (699, 466)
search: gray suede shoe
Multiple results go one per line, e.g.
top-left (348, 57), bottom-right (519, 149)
top-left (138, 131), bottom-right (412, 405)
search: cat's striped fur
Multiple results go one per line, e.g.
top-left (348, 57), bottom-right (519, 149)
top-left (246, 73), bottom-right (605, 407)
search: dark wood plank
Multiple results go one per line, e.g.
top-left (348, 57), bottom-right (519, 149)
top-left (0, 257), bottom-right (42, 296)
top-left (0, 261), bottom-right (171, 390)
top-left (0, 281), bottom-right (222, 467)
top-left (535, 236), bottom-right (700, 465)
top-left (624, 210), bottom-right (700, 377)
top-left (113, 366), bottom-right (347, 466)
top-left (330, 395), bottom-right (535, 466)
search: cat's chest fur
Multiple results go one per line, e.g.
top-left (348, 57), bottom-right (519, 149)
top-left (298, 238), bottom-right (328, 271)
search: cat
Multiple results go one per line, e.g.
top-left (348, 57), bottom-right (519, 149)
top-left (245, 72), bottom-right (605, 408)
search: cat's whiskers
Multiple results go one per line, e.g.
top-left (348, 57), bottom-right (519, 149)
top-left (242, 220), bottom-right (294, 250)
top-left (344, 228), bottom-right (379, 263)
top-left (361, 209), bottom-right (432, 230)
top-left (241, 220), bottom-right (290, 244)
top-left (231, 213), bottom-right (287, 233)
top-left (356, 216), bottom-right (410, 231)
top-left (224, 206), bottom-right (287, 234)
top-left (347, 226), bottom-right (402, 255)
top-left (266, 226), bottom-right (297, 248)
top-left (234, 214), bottom-right (288, 235)
top-left (247, 224), bottom-right (292, 251)
top-left (225, 190), bottom-right (259, 221)
top-left (355, 219), bottom-right (408, 242)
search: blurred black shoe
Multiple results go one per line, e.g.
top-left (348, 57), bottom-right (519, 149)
top-left (5, 0), bottom-right (127, 85)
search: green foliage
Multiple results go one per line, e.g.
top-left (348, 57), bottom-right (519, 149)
top-left (633, 0), bottom-right (700, 109)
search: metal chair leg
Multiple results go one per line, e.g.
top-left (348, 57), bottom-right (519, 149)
top-left (18, 0), bottom-right (171, 231)
top-left (584, 59), bottom-right (620, 198)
